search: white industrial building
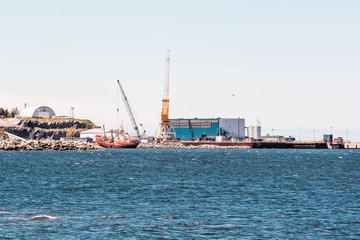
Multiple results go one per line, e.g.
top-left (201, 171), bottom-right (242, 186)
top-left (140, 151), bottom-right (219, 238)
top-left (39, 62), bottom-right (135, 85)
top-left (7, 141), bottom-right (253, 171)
top-left (80, 128), bottom-right (116, 141)
top-left (219, 118), bottom-right (246, 139)
top-left (80, 128), bottom-right (152, 143)
top-left (21, 106), bottom-right (56, 118)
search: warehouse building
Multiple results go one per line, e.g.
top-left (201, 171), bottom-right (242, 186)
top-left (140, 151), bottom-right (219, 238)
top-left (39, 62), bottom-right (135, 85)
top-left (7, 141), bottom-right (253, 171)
top-left (21, 106), bottom-right (56, 118)
top-left (170, 118), bottom-right (245, 140)
top-left (80, 128), bottom-right (117, 142)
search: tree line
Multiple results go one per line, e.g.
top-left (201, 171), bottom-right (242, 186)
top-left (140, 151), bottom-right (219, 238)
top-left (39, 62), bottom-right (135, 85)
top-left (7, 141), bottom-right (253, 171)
top-left (0, 108), bottom-right (19, 118)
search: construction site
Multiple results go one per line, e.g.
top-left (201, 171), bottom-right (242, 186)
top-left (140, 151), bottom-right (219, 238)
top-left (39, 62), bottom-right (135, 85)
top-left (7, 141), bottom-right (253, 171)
top-left (0, 50), bottom-right (357, 149)
top-left (125, 50), bottom-right (349, 149)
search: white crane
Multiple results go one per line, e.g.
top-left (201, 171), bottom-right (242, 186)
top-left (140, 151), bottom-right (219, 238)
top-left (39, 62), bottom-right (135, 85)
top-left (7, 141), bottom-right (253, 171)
top-left (117, 80), bottom-right (141, 137)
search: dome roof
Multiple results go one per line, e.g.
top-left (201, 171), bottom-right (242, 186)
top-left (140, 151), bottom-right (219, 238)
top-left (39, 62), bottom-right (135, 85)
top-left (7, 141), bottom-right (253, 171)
top-left (21, 106), bottom-right (38, 118)
top-left (21, 106), bottom-right (56, 118)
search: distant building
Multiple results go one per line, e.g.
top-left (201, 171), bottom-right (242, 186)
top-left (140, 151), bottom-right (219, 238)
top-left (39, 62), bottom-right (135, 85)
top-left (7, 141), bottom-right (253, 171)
top-left (170, 118), bottom-right (245, 140)
top-left (261, 135), bottom-right (296, 142)
top-left (323, 134), bottom-right (333, 143)
top-left (80, 128), bottom-right (152, 143)
top-left (21, 106), bottom-right (56, 118)
top-left (282, 136), bottom-right (296, 142)
top-left (344, 142), bottom-right (360, 149)
top-left (333, 137), bottom-right (343, 144)
top-left (80, 128), bottom-right (115, 141)
top-left (262, 134), bottom-right (284, 142)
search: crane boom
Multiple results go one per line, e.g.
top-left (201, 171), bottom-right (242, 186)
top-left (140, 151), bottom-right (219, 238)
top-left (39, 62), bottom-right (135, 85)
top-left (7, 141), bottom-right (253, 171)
top-left (117, 80), bottom-right (140, 137)
top-left (163, 49), bottom-right (170, 99)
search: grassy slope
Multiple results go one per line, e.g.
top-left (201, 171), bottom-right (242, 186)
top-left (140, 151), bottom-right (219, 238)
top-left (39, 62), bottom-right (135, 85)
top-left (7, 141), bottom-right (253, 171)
top-left (19, 118), bottom-right (99, 128)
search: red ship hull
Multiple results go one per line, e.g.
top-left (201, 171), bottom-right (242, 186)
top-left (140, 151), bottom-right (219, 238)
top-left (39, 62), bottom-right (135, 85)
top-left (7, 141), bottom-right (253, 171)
top-left (96, 137), bottom-right (139, 148)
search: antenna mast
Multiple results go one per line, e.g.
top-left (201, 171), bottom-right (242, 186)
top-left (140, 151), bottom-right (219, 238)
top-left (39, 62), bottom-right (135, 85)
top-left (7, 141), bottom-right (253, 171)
top-left (155, 50), bottom-right (176, 141)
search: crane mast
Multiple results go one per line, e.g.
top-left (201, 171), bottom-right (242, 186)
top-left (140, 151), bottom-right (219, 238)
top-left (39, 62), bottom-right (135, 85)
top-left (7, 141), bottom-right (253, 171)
top-left (155, 50), bottom-right (176, 141)
top-left (117, 80), bottom-right (141, 137)
top-left (161, 50), bottom-right (170, 122)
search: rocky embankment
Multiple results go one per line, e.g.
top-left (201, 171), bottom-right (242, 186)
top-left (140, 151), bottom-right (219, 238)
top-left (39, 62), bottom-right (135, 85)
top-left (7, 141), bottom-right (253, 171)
top-left (138, 142), bottom-right (250, 149)
top-left (0, 140), bottom-right (95, 151)
top-left (0, 126), bottom-right (72, 140)
top-left (16, 119), bottom-right (95, 129)
top-left (0, 119), bottom-right (98, 140)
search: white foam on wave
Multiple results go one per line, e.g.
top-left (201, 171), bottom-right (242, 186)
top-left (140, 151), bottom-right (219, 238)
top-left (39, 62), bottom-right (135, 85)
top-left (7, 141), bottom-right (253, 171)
top-left (102, 216), bottom-right (124, 219)
top-left (5, 216), bottom-right (24, 220)
top-left (30, 215), bottom-right (58, 221)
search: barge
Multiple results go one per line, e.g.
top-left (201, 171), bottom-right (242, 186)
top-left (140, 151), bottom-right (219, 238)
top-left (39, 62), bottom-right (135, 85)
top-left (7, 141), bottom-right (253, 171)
top-left (181, 141), bottom-right (343, 149)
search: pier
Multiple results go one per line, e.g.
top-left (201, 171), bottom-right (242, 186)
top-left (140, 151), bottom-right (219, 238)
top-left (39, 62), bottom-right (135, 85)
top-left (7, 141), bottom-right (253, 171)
top-left (181, 141), bottom-right (343, 149)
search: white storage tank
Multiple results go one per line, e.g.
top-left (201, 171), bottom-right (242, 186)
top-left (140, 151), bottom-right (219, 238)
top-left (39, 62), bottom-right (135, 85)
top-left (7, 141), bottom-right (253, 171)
top-left (249, 125), bottom-right (261, 140)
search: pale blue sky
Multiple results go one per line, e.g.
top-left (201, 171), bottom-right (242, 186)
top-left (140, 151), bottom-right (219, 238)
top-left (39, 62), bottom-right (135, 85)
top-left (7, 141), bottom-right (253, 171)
top-left (1, 1), bottom-right (359, 140)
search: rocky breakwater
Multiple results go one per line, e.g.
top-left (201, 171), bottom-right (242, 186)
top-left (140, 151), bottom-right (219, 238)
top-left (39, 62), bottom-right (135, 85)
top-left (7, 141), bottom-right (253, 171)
top-left (0, 119), bottom-right (98, 140)
top-left (0, 129), bottom-right (9, 140)
top-left (0, 140), bottom-right (95, 151)
top-left (138, 142), bottom-right (250, 149)
top-left (17, 119), bottom-right (95, 129)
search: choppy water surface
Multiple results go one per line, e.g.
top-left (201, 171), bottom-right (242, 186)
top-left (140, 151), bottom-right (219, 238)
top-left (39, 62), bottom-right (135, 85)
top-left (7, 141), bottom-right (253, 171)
top-left (0, 149), bottom-right (359, 239)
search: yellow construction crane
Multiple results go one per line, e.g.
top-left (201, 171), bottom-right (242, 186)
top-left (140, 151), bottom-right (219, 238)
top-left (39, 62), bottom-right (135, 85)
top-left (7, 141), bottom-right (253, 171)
top-left (155, 50), bottom-right (176, 141)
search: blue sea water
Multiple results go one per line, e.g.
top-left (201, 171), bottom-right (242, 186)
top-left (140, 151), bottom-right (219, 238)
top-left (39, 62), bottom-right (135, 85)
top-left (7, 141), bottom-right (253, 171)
top-left (0, 149), bottom-right (359, 239)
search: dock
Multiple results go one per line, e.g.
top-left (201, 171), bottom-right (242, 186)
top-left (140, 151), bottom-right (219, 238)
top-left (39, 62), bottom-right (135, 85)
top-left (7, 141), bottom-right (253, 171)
top-left (181, 141), bottom-right (344, 149)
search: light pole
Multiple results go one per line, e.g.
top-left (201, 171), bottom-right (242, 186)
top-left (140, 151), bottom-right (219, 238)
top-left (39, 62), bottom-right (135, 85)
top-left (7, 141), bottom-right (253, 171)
top-left (313, 129), bottom-right (315, 142)
top-left (70, 107), bottom-right (75, 119)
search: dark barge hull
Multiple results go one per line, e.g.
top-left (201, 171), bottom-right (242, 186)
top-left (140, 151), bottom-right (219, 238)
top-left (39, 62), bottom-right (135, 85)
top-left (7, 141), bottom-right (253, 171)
top-left (182, 141), bottom-right (332, 149)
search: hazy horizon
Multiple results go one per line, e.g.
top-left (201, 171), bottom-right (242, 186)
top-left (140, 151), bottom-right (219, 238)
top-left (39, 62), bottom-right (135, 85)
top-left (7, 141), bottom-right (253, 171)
top-left (1, 1), bottom-right (359, 141)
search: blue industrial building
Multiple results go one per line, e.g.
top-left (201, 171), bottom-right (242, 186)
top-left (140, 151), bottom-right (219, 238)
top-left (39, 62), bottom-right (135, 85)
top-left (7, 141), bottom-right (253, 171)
top-left (170, 118), bottom-right (219, 140)
top-left (170, 118), bottom-right (245, 140)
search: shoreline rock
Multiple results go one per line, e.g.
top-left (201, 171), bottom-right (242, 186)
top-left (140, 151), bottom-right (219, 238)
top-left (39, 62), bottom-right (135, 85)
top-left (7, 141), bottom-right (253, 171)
top-left (0, 119), bottom-right (98, 141)
top-left (0, 140), bottom-right (95, 151)
top-left (137, 142), bottom-right (250, 149)
top-left (0, 140), bottom-right (249, 151)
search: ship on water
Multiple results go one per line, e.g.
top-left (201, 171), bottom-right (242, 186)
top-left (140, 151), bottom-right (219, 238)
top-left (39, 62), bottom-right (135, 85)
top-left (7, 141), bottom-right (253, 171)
top-left (96, 128), bottom-right (139, 148)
